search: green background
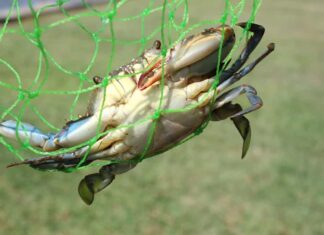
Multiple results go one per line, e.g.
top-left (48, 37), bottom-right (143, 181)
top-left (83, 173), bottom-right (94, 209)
top-left (0, 0), bottom-right (323, 234)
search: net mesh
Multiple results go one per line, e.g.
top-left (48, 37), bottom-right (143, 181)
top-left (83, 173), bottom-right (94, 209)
top-left (0, 0), bottom-right (262, 171)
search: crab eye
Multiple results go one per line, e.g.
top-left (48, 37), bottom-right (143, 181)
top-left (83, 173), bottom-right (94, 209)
top-left (202, 28), bottom-right (215, 34)
top-left (153, 40), bottom-right (161, 50)
top-left (93, 76), bottom-right (103, 84)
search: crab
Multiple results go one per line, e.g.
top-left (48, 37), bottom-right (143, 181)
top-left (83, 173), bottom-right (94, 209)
top-left (0, 22), bottom-right (274, 205)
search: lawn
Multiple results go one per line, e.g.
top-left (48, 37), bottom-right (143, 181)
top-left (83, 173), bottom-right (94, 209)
top-left (0, 1), bottom-right (323, 235)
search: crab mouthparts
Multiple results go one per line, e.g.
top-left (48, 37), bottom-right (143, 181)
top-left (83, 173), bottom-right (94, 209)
top-left (137, 59), bottom-right (164, 90)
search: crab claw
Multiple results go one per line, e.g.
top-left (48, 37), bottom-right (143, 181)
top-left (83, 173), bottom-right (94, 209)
top-left (0, 106), bottom-right (116, 152)
top-left (0, 120), bottom-right (52, 148)
top-left (0, 117), bottom-right (99, 151)
top-left (78, 171), bottom-right (115, 205)
top-left (138, 25), bottom-right (235, 90)
top-left (212, 103), bottom-right (251, 158)
top-left (78, 162), bottom-right (136, 205)
top-left (231, 115), bottom-right (251, 159)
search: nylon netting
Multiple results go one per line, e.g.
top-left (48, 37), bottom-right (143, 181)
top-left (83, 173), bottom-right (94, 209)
top-left (0, 0), bottom-right (261, 172)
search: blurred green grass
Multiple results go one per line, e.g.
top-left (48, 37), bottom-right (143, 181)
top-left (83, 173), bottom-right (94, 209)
top-left (1, 1), bottom-right (324, 235)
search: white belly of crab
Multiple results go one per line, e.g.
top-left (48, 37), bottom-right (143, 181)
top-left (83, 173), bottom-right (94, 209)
top-left (92, 76), bottom-right (212, 159)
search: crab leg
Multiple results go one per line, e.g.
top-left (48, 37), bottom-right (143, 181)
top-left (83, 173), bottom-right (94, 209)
top-left (214, 85), bottom-right (263, 115)
top-left (52, 108), bottom-right (117, 149)
top-left (211, 103), bottom-right (251, 158)
top-left (219, 23), bottom-right (265, 84)
top-left (6, 144), bottom-right (88, 169)
top-left (212, 85), bottom-right (262, 158)
top-left (0, 106), bottom-right (117, 151)
top-left (78, 162), bottom-right (137, 205)
top-left (6, 128), bottom-right (128, 169)
top-left (217, 43), bottom-right (274, 93)
top-left (0, 120), bottom-right (53, 148)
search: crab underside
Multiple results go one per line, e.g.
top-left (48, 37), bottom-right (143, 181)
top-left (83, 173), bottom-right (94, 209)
top-left (0, 22), bottom-right (274, 205)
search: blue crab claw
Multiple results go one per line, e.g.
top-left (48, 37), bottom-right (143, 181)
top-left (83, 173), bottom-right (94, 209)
top-left (0, 107), bottom-right (114, 152)
top-left (0, 120), bottom-right (52, 148)
top-left (53, 115), bottom-right (104, 149)
top-left (0, 118), bottom-right (94, 151)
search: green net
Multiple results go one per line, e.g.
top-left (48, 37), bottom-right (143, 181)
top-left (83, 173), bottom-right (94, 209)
top-left (0, 0), bottom-right (262, 172)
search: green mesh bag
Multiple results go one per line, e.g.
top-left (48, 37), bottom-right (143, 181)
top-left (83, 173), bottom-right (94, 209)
top-left (0, 0), bottom-right (270, 204)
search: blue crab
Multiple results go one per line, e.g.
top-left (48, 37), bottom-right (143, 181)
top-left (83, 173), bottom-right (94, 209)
top-left (0, 23), bottom-right (274, 204)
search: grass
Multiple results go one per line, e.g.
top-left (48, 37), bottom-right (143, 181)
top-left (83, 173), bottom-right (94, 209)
top-left (0, 0), bottom-right (324, 234)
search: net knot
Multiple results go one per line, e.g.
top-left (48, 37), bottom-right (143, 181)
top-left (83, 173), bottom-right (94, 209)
top-left (152, 110), bottom-right (161, 120)
top-left (212, 80), bottom-right (219, 90)
top-left (33, 28), bottom-right (42, 39)
top-left (100, 15), bottom-right (110, 24)
top-left (161, 46), bottom-right (168, 57)
top-left (78, 73), bottom-right (88, 81)
top-left (142, 8), bottom-right (151, 16)
top-left (107, 10), bottom-right (117, 20)
top-left (101, 77), bottom-right (109, 87)
top-left (100, 9), bottom-right (116, 24)
top-left (18, 92), bottom-right (26, 101)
